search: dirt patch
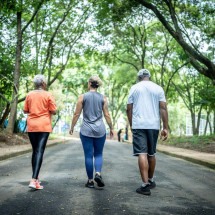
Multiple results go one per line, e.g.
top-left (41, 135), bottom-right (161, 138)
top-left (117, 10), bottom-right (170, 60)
top-left (0, 131), bottom-right (29, 148)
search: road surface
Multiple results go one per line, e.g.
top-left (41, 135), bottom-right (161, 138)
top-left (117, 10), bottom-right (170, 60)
top-left (0, 138), bottom-right (214, 215)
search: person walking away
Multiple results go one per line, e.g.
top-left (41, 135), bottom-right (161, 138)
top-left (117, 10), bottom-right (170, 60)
top-left (127, 69), bottom-right (168, 195)
top-left (24, 74), bottom-right (57, 190)
top-left (117, 129), bottom-right (122, 142)
top-left (69, 75), bottom-right (114, 188)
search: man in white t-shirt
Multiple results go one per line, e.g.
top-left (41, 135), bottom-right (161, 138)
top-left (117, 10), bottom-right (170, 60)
top-left (127, 69), bottom-right (168, 195)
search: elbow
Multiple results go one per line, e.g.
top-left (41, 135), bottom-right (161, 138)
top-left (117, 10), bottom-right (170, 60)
top-left (50, 110), bottom-right (57, 115)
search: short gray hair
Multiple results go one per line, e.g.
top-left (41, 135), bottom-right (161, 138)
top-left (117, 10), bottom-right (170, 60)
top-left (33, 74), bottom-right (47, 87)
top-left (137, 69), bottom-right (151, 81)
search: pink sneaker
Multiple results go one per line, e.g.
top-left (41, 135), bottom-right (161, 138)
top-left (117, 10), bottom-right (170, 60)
top-left (29, 179), bottom-right (43, 190)
top-left (35, 180), bottom-right (43, 190)
top-left (29, 180), bottom-right (36, 189)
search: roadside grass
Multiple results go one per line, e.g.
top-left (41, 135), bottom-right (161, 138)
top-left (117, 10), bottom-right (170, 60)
top-left (159, 134), bottom-right (215, 153)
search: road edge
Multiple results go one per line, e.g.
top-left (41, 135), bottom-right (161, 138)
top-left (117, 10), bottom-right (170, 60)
top-left (157, 148), bottom-right (215, 170)
top-left (123, 140), bottom-right (215, 170)
top-left (0, 139), bottom-right (66, 161)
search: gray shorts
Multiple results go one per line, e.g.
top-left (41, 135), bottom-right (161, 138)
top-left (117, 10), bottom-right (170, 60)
top-left (132, 129), bottom-right (159, 156)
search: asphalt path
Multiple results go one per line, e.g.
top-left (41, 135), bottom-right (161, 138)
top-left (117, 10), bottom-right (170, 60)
top-left (0, 138), bottom-right (214, 215)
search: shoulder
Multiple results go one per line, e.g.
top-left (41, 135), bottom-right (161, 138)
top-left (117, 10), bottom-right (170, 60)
top-left (149, 81), bottom-right (163, 90)
top-left (78, 94), bottom-right (84, 101)
top-left (129, 83), bottom-right (139, 91)
top-left (25, 90), bottom-right (35, 98)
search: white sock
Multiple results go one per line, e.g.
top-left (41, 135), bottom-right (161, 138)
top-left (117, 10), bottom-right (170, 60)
top-left (142, 182), bottom-right (149, 187)
top-left (149, 178), bottom-right (154, 182)
top-left (96, 172), bottom-right (100, 176)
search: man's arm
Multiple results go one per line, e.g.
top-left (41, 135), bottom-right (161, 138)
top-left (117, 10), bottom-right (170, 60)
top-left (69, 95), bottom-right (83, 135)
top-left (159, 101), bottom-right (168, 141)
top-left (126, 103), bottom-right (133, 128)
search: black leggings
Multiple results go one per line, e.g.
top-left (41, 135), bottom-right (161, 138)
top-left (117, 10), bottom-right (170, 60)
top-left (28, 132), bottom-right (49, 179)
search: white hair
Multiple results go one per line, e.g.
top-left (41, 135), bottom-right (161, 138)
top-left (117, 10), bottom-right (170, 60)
top-left (33, 74), bottom-right (47, 86)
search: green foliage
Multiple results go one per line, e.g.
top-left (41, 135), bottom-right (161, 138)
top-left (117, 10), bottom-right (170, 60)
top-left (160, 134), bottom-right (215, 153)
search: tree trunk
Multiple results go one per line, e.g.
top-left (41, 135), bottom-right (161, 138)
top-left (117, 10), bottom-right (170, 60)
top-left (0, 103), bottom-right (10, 129)
top-left (196, 105), bottom-right (203, 135)
top-left (191, 112), bottom-right (197, 135)
top-left (204, 111), bottom-right (210, 135)
top-left (6, 12), bottom-right (22, 134)
top-left (214, 110), bottom-right (215, 134)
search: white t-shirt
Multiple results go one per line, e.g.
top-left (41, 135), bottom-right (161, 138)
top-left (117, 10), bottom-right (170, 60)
top-left (127, 80), bottom-right (166, 129)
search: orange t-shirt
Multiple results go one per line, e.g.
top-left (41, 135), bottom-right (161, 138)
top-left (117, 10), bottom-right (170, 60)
top-left (23, 90), bottom-right (57, 132)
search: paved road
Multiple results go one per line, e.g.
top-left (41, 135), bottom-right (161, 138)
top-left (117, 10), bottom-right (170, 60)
top-left (0, 138), bottom-right (214, 215)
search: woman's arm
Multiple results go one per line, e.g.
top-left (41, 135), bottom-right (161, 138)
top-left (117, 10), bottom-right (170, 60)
top-left (69, 95), bottom-right (83, 135)
top-left (103, 96), bottom-right (114, 138)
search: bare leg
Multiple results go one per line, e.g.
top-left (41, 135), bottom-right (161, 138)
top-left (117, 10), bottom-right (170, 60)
top-left (148, 155), bottom-right (156, 179)
top-left (138, 154), bottom-right (149, 183)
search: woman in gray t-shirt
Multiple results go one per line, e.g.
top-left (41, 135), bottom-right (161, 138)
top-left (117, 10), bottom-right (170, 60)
top-left (69, 75), bottom-right (113, 188)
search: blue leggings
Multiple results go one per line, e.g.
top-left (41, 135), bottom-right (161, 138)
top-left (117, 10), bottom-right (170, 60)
top-left (80, 133), bottom-right (106, 179)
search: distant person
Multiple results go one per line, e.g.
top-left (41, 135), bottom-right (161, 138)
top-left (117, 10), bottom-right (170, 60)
top-left (125, 126), bottom-right (128, 141)
top-left (117, 129), bottom-right (122, 142)
top-left (127, 69), bottom-right (168, 195)
top-left (23, 74), bottom-right (57, 190)
top-left (69, 75), bottom-right (113, 188)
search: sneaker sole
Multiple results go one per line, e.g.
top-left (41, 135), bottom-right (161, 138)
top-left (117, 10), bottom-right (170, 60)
top-left (136, 190), bottom-right (151, 195)
top-left (149, 184), bottom-right (156, 189)
top-left (35, 187), bottom-right (43, 190)
top-left (29, 184), bottom-right (44, 190)
top-left (136, 187), bottom-right (151, 195)
top-left (85, 185), bottom-right (94, 188)
top-left (29, 184), bottom-right (36, 189)
top-left (94, 177), bottom-right (105, 187)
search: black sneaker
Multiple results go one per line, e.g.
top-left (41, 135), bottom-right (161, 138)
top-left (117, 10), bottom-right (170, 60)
top-left (148, 180), bottom-right (156, 189)
top-left (94, 174), bottom-right (105, 187)
top-left (85, 180), bottom-right (94, 188)
top-left (136, 184), bottom-right (151, 195)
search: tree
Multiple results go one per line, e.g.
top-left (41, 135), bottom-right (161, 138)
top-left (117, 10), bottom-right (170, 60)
top-left (93, 0), bottom-right (215, 82)
top-left (172, 71), bottom-right (211, 135)
top-left (104, 65), bottom-right (136, 127)
top-left (4, 0), bottom-right (45, 134)
top-left (133, 0), bottom-right (215, 82)
top-left (1, 0), bottom-right (95, 133)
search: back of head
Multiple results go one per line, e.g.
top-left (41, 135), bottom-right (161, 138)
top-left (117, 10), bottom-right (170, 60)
top-left (88, 75), bottom-right (103, 89)
top-left (137, 69), bottom-right (151, 81)
top-left (33, 74), bottom-right (47, 88)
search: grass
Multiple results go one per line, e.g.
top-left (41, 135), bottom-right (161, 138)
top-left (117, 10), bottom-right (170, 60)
top-left (159, 134), bottom-right (215, 153)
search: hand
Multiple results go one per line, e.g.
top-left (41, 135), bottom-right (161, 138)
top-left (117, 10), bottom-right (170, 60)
top-left (110, 129), bottom-right (114, 139)
top-left (69, 128), bottom-right (73, 135)
top-left (160, 129), bottom-right (168, 141)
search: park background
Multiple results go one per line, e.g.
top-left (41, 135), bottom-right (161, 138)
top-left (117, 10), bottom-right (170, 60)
top-left (0, 0), bottom-right (214, 153)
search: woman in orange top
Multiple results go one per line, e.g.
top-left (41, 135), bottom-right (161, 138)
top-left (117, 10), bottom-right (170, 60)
top-left (23, 74), bottom-right (57, 190)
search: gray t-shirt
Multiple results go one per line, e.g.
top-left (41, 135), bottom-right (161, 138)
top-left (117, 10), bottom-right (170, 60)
top-left (127, 81), bottom-right (166, 129)
top-left (80, 91), bottom-right (106, 137)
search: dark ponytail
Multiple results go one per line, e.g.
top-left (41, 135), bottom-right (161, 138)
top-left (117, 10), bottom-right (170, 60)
top-left (90, 81), bottom-right (99, 88)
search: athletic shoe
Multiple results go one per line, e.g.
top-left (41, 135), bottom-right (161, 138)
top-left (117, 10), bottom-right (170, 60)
top-left (149, 180), bottom-right (156, 189)
top-left (35, 180), bottom-right (43, 190)
top-left (94, 174), bottom-right (105, 187)
top-left (29, 180), bottom-right (36, 189)
top-left (136, 184), bottom-right (151, 195)
top-left (85, 180), bottom-right (94, 188)
top-left (29, 180), bottom-right (43, 190)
